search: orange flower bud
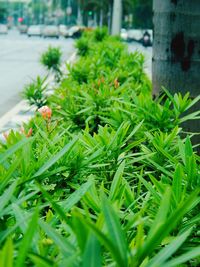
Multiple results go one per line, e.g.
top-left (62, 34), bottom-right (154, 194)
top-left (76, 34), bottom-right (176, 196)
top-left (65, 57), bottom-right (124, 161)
top-left (26, 128), bottom-right (33, 137)
top-left (114, 78), bottom-right (120, 89)
top-left (38, 106), bottom-right (52, 120)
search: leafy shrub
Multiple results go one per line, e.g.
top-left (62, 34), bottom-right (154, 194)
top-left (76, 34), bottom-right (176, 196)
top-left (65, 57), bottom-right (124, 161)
top-left (94, 27), bottom-right (108, 42)
top-left (76, 38), bottom-right (90, 56)
top-left (21, 76), bottom-right (47, 108)
top-left (40, 46), bottom-right (62, 81)
top-left (1, 28), bottom-right (200, 266)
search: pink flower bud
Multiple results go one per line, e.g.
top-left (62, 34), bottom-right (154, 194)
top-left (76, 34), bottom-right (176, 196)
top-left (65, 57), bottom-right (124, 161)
top-left (38, 106), bottom-right (52, 120)
top-left (3, 132), bottom-right (9, 140)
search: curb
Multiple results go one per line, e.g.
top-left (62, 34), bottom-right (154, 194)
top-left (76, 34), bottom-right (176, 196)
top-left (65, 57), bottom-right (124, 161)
top-left (0, 51), bottom-right (77, 139)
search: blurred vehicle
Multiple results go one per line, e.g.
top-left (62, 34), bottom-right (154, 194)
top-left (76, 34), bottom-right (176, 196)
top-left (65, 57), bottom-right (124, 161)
top-left (27, 25), bottom-right (42, 37)
top-left (42, 25), bottom-right (59, 38)
top-left (127, 29), bottom-right (143, 42)
top-left (59, 24), bottom-right (68, 36)
top-left (66, 26), bottom-right (83, 38)
top-left (0, 24), bottom-right (8, 34)
top-left (120, 28), bottom-right (128, 41)
top-left (141, 29), bottom-right (153, 47)
top-left (18, 24), bottom-right (28, 34)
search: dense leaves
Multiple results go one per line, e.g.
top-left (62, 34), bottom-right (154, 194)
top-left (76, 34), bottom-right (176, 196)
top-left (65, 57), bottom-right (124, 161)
top-left (0, 29), bottom-right (200, 266)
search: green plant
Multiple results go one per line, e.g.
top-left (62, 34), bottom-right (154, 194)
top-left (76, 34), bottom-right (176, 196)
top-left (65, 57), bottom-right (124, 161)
top-left (1, 29), bottom-right (200, 266)
top-left (40, 46), bottom-right (62, 81)
top-left (94, 27), bottom-right (108, 42)
top-left (76, 38), bottom-right (90, 56)
top-left (21, 76), bottom-right (47, 108)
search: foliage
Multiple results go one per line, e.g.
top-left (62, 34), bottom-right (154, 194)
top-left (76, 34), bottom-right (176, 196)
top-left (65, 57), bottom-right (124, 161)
top-left (0, 29), bottom-right (200, 266)
top-left (21, 76), bottom-right (48, 108)
top-left (76, 38), bottom-right (90, 56)
top-left (93, 27), bottom-right (108, 42)
top-left (40, 46), bottom-right (62, 81)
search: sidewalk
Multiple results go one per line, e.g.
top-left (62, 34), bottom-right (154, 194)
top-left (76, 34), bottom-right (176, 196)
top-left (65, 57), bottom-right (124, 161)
top-left (0, 52), bottom-right (76, 142)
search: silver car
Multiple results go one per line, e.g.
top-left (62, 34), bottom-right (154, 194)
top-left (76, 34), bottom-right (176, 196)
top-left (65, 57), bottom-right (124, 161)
top-left (42, 26), bottom-right (59, 38)
top-left (27, 25), bottom-right (42, 37)
top-left (0, 24), bottom-right (8, 34)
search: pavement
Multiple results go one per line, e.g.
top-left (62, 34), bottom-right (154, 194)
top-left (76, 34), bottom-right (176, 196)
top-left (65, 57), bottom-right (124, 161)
top-left (0, 33), bottom-right (152, 142)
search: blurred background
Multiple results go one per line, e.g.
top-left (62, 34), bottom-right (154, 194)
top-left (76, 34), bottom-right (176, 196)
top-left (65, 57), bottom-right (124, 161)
top-left (0, 0), bottom-right (152, 30)
top-left (0, 0), bottom-right (152, 117)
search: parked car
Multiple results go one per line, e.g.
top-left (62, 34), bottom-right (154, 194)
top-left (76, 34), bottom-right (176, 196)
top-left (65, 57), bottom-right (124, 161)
top-left (27, 25), bottom-right (42, 37)
top-left (65, 26), bottom-right (83, 38)
top-left (0, 24), bottom-right (8, 34)
top-left (120, 28), bottom-right (128, 41)
top-left (59, 24), bottom-right (68, 37)
top-left (18, 24), bottom-right (28, 34)
top-left (42, 25), bottom-right (59, 38)
top-left (127, 29), bottom-right (143, 42)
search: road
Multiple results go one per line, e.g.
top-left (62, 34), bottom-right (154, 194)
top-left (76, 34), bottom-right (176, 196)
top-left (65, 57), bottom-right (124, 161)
top-left (0, 30), bottom-right (75, 117)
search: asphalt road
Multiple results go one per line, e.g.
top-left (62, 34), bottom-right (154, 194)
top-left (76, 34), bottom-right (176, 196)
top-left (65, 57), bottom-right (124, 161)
top-left (0, 29), bottom-right (75, 117)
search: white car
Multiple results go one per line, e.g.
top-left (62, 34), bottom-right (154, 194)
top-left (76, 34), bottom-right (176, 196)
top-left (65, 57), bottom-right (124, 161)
top-left (42, 26), bottom-right (59, 38)
top-left (27, 25), bottom-right (42, 37)
top-left (0, 24), bottom-right (8, 34)
top-left (127, 29), bottom-right (143, 42)
top-left (59, 24), bottom-right (68, 36)
top-left (120, 28), bottom-right (128, 41)
top-left (67, 26), bottom-right (81, 38)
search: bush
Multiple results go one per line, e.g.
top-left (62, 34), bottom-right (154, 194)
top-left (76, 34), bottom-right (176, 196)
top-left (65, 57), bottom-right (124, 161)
top-left (75, 38), bottom-right (90, 56)
top-left (1, 29), bottom-right (200, 266)
top-left (21, 76), bottom-right (47, 108)
top-left (40, 46), bottom-right (62, 81)
top-left (94, 27), bottom-right (108, 42)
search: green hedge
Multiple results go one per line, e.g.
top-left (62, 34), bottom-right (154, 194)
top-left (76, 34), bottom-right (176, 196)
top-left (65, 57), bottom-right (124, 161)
top-left (0, 29), bottom-right (200, 267)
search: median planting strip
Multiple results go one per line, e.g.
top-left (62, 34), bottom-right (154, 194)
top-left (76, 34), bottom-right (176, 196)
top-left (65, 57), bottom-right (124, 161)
top-left (0, 28), bottom-right (199, 266)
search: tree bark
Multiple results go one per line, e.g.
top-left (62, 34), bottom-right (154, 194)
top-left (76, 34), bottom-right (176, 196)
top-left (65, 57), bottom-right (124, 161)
top-left (153, 0), bottom-right (200, 148)
top-left (111, 0), bottom-right (122, 35)
top-left (153, 0), bottom-right (200, 96)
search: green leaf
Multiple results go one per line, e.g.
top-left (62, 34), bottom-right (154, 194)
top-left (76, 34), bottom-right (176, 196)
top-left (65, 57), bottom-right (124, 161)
top-left (102, 197), bottom-right (128, 267)
top-left (83, 233), bottom-right (101, 267)
top-left (29, 253), bottom-right (54, 267)
top-left (39, 220), bottom-right (75, 256)
top-left (0, 138), bottom-right (32, 164)
top-left (33, 136), bottom-right (78, 177)
top-left (0, 238), bottom-right (13, 267)
top-left (16, 208), bottom-right (38, 267)
top-left (0, 180), bottom-right (17, 216)
top-left (146, 228), bottom-right (192, 267)
top-left (83, 219), bottom-right (125, 267)
top-left (172, 164), bottom-right (183, 203)
top-left (0, 158), bottom-right (20, 192)
top-left (137, 188), bottom-right (200, 264)
top-left (109, 161), bottom-right (125, 201)
top-left (162, 247), bottom-right (200, 267)
top-left (62, 179), bottom-right (93, 213)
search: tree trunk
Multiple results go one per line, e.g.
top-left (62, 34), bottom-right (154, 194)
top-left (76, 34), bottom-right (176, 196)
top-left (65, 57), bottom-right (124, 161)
top-left (153, 0), bottom-right (200, 96)
top-left (153, 0), bottom-right (200, 148)
top-left (111, 0), bottom-right (122, 35)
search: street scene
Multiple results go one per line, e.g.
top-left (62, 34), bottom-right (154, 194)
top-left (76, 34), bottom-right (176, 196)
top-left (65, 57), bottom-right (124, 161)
top-left (0, 0), bottom-right (199, 266)
top-left (0, 29), bottom-right (152, 117)
top-left (0, 30), bottom-right (75, 116)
